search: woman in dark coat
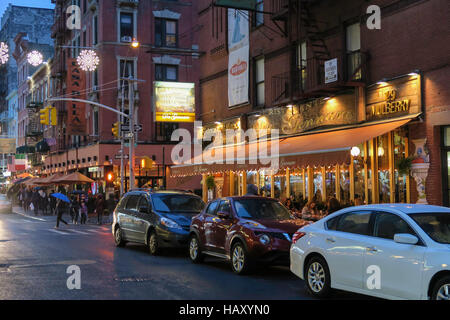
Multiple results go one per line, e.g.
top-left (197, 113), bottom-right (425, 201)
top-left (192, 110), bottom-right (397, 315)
top-left (95, 194), bottom-right (105, 225)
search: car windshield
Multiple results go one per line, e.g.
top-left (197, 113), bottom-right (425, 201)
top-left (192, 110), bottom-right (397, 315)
top-left (152, 194), bottom-right (205, 213)
top-left (233, 199), bottom-right (291, 220)
top-left (409, 212), bottom-right (450, 244)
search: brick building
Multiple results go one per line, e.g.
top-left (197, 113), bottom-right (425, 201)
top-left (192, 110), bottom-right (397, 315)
top-left (172, 0), bottom-right (450, 206)
top-left (45, 0), bottom-right (201, 193)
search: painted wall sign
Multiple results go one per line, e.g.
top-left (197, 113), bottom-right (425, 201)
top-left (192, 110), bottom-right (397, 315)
top-left (66, 58), bottom-right (87, 135)
top-left (154, 81), bottom-right (196, 122)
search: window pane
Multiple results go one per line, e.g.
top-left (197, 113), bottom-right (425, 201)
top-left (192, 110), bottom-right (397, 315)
top-left (336, 211), bottom-right (371, 235)
top-left (166, 35), bottom-right (177, 47)
top-left (155, 19), bottom-right (162, 47)
top-left (256, 58), bottom-right (264, 82)
top-left (257, 82), bottom-right (265, 105)
top-left (120, 13), bottom-right (133, 38)
top-left (166, 66), bottom-right (177, 80)
top-left (125, 195), bottom-right (139, 210)
top-left (374, 213), bottom-right (415, 240)
top-left (206, 201), bottom-right (219, 215)
top-left (166, 21), bottom-right (176, 34)
top-left (346, 23), bottom-right (360, 51)
top-left (444, 127), bottom-right (450, 146)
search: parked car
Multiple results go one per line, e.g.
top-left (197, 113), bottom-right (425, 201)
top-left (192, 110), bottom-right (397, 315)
top-left (112, 189), bottom-right (205, 255)
top-left (290, 204), bottom-right (450, 300)
top-left (189, 196), bottom-right (310, 274)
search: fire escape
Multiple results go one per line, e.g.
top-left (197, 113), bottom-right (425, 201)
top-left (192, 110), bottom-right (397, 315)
top-left (271, 0), bottom-right (368, 105)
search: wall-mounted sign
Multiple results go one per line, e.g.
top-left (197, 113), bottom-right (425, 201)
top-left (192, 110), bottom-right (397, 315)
top-left (88, 166), bottom-right (99, 172)
top-left (66, 58), bottom-right (87, 135)
top-left (324, 58), bottom-right (338, 83)
top-left (366, 75), bottom-right (421, 121)
top-left (0, 138), bottom-right (16, 153)
top-left (154, 82), bottom-right (195, 123)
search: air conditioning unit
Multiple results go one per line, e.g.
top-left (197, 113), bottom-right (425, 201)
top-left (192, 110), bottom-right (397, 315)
top-left (121, 36), bottom-right (132, 43)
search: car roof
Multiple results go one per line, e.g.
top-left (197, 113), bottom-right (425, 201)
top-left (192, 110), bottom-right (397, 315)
top-left (344, 204), bottom-right (450, 214)
top-left (210, 196), bottom-right (278, 202)
top-left (125, 189), bottom-right (200, 197)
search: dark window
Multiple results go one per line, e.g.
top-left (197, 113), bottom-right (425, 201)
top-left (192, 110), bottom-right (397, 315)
top-left (218, 200), bottom-right (231, 213)
top-left (205, 201), bottom-right (219, 216)
top-left (336, 211), bottom-right (372, 235)
top-left (326, 215), bottom-right (340, 231)
top-left (409, 212), bottom-right (450, 244)
top-left (253, 0), bottom-right (264, 27)
top-left (373, 212), bottom-right (416, 240)
top-left (120, 12), bottom-right (134, 40)
top-left (93, 15), bottom-right (98, 45)
top-left (155, 19), bottom-right (177, 47)
top-left (151, 194), bottom-right (204, 213)
top-left (155, 64), bottom-right (178, 81)
top-left (155, 122), bottom-right (179, 142)
top-left (125, 195), bottom-right (139, 210)
top-left (117, 196), bottom-right (127, 210)
top-left (138, 196), bottom-right (151, 212)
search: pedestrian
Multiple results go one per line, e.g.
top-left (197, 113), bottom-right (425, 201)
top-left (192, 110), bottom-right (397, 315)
top-left (55, 199), bottom-right (68, 229)
top-left (80, 195), bottom-right (87, 224)
top-left (49, 190), bottom-right (57, 215)
top-left (95, 194), bottom-right (105, 225)
top-left (32, 189), bottom-right (40, 216)
top-left (70, 195), bottom-right (80, 224)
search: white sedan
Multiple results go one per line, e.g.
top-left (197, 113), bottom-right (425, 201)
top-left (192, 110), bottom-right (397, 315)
top-left (290, 204), bottom-right (450, 300)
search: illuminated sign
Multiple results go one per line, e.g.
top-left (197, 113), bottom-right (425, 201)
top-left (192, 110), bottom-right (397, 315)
top-left (154, 82), bottom-right (195, 123)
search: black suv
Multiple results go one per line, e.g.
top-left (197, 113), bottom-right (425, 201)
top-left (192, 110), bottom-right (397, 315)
top-left (112, 189), bottom-right (205, 255)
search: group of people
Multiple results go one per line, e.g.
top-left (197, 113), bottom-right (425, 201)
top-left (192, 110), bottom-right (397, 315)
top-left (18, 186), bottom-right (54, 216)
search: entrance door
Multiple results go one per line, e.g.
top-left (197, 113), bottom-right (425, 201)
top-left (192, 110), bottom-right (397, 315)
top-left (442, 126), bottom-right (450, 206)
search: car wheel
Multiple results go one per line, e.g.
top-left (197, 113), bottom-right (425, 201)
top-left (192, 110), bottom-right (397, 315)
top-left (431, 276), bottom-right (450, 300)
top-left (305, 256), bottom-right (331, 298)
top-left (114, 227), bottom-right (126, 247)
top-left (148, 230), bottom-right (161, 256)
top-left (189, 234), bottom-right (204, 263)
top-left (231, 242), bottom-right (252, 275)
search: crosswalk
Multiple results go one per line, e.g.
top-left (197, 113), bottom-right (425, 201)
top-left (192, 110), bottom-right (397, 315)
top-left (47, 226), bottom-right (111, 236)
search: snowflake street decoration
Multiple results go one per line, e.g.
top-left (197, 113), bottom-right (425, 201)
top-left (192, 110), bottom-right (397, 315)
top-left (0, 42), bottom-right (9, 65)
top-left (77, 49), bottom-right (100, 72)
top-left (27, 50), bottom-right (44, 66)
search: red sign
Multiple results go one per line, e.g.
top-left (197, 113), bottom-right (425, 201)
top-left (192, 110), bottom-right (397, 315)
top-left (66, 59), bottom-right (87, 135)
top-left (230, 60), bottom-right (247, 76)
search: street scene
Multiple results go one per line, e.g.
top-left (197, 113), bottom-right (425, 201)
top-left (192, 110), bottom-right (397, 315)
top-left (0, 0), bottom-right (449, 303)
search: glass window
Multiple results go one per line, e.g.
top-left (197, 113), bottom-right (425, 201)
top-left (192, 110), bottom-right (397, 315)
top-left (120, 12), bottom-right (134, 40)
top-left (444, 127), bottom-right (450, 147)
top-left (155, 19), bottom-right (178, 47)
top-left (155, 122), bottom-right (179, 142)
top-left (254, 0), bottom-right (264, 26)
top-left (155, 64), bottom-right (178, 81)
top-left (274, 173), bottom-right (286, 200)
top-left (125, 195), bottom-right (139, 210)
top-left (138, 196), bottom-right (151, 212)
top-left (233, 199), bottom-right (291, 220)
top-left (346, 23), bottom-right (360, 52)
top-left (218, 200), bottom-right (231, 213)
top-left (205, 201), bottom-right (219, 216)
top-left (374, 212), bottom-right (416, 240)
top-left (290, 169), bottom-right (305, 204)
top-left (336, 211), bottom-right (372, 235)
top-left (409, 212), bottom-right (450, 244)
top-left (255, 58), bottom-right (265, 106)
top-left (378, 134), bottom-right (390, 203)
top-left (326, 215), bottom-right (340, 231)
top-left (151, 194), bottom-right (205, 213)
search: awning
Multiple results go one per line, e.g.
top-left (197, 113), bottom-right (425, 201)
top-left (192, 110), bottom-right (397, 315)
top-left (53, 172), bottom-right (94, 184)
top-left (170, 117), bottom-right (414, 177)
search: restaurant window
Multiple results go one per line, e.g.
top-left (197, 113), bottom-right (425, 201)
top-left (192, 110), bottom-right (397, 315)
top-left (155, 122), bottom-right (179, 142)
top-left (258, 171), bottom-right (271, 197)
top-left (346, 23), bottom-right (361, 80)
top-left (339, 164), bottom-right (351, 205)
top-left (313, 168), bottom-right (323, 203)
top-left (274, 171), bottom-right (286, 200)
top-left (119, 12), bottom-right (134, 41)
top-left (394, 128), bottom-right (408, 203)
top-left (442, 126), bottom-right (450, 206)
top-left (290, 169), bottom-right (305, 203)
top-left (155, 19), bottom-right (177, 48)
top-left (246, 172), bottom-right (258, 195)
top-left (255, 57), bottom-right (265, 106)
top-left (377, 134), bottom-right (390, 203)
top-left (297, 41), bottom-right (307, 90)
top-left (155, 64), bottom-right (178, 81)
top-left (353, 143), bottom-right (366, 204)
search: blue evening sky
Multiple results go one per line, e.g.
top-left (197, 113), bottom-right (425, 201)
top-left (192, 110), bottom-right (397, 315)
top-left (0, 0), bottom-right (54, 20)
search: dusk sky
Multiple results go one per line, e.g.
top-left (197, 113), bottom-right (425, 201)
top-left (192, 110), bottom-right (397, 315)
top-left (0, 0), bottom-right (54, 20)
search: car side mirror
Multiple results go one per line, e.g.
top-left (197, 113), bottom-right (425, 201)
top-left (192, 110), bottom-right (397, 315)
top-left (394, 233), bottom-right (418, 245)
top-left (217, 211), bottom-right (231, 219)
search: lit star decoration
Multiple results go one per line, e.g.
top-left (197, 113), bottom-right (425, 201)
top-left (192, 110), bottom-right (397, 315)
top-left (77, 49), bottom-right (100, 71)
top-left (27, 50), bottom-right (44, 66)
top-left (0, 42), bottom-right (9, 64)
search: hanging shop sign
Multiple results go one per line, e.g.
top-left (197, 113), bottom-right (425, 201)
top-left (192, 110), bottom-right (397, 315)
top-left (324, 58), bottom-right (338, 83)
top-left (154, 81), bottom-right (195, 123)
top-left (228, 8), bottom-right (249, 107)
top-left (366, 75), bottom-right (421, 121)
top-left (66, 58), bottom-right (87, 135)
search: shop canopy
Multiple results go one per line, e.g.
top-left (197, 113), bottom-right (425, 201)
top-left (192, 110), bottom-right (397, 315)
top-left (170, 117), bottom-right (414, 177)
top-left (53, 172), bottom-right (94, 184)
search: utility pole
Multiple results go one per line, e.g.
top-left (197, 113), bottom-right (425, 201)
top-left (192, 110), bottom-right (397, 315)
top-left (120, 80), bottom-right (125, 196)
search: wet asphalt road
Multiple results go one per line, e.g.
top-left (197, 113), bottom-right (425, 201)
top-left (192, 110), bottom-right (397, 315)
top-left (0, 202), bottom-right (372, 300)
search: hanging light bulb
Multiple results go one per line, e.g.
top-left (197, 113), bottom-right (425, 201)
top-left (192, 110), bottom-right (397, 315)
top-left (0, 42), bottom-right (9, 65)
top-left (27, 50), bottom-right (44, 66)
top-left (350, 146), bottom-right (361, 157)
top-left (378, 146), bottom-right (385, 156)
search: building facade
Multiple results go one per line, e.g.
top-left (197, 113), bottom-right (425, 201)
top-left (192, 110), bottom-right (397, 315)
top-left (172, 0), bottom-right (450, 206)
top-left (45, 0), bottom-right (201, 193)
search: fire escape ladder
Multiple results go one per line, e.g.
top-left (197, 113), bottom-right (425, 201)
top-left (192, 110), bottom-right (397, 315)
top-left (300, 1), bottom-right (330, 61)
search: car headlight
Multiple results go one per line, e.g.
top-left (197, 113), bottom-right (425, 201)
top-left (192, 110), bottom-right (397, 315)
top-left (160, 217), bottom-right (182, 230)
top-left (259, 234), bottom-right (271, 245)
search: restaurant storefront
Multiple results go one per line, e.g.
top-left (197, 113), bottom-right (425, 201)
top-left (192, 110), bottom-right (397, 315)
top-left (171, 74), bottom-right (426, 205)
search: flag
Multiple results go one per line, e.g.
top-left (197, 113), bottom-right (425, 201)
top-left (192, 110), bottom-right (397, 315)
top-left (15, 154), bottom-right (26, 171)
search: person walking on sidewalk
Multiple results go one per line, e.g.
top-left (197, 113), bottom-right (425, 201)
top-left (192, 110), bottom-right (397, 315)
top-left (80, 195), bottom-right (88, 225)
top-left (95, 194), bottom-right (105, 225)
top-left (70, 195), bottom-right (80, 224)
top-left (55, 199), bottom-right (68, 229)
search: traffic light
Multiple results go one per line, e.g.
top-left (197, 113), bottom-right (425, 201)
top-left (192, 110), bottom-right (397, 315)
top-left (104, 165), bottom-right (115, 187)
top-left (39, 107), bottom-right (49, 125)
top-left (49, 107), bottom-right (58, 126)
top-left (112, 122), bottom-right (120, 138)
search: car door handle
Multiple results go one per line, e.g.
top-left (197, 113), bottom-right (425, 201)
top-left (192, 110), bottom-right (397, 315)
top-left (366, 246), bottom-right (378, 252)
top-left (326, 238), bottom-right (336, 243)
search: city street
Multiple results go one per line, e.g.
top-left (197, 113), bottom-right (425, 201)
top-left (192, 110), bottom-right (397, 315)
top-left (0, 204), bottom-right (372, 300)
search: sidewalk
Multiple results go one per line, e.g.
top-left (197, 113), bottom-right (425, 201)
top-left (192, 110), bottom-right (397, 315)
top-left (12, 206), bottom-right (112, 225)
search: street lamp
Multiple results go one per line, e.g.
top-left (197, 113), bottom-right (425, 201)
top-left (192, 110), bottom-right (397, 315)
top-left (131, 38), bottom-right (140, 49)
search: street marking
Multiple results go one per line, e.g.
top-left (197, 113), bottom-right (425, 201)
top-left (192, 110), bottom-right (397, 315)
top-left (12, 208), bottom-right (46, 221)
top-left (48, 229), bottom-right (70, 235)
top-left (68, 229), bottom-right (89, 235)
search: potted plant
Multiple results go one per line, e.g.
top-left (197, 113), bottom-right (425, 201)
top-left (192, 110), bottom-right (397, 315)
top-left (395, 156), bottom-right (413, 176)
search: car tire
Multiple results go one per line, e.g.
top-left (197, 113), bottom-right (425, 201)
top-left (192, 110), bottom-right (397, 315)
top-left (114, 226), bottom-right (126, 247)
top-left (431, 276), bottom-right (450, 300)
top-left (305, 256), bottom-right (331, 298)
top-left (230, 242), bottom-right (252, 275)
top-left (148, 230), bottom-right (161, 256)
top-left (189, 234), bottom-right (204, 263)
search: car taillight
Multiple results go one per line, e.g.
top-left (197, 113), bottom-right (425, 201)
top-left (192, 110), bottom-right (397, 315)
top-left (292, 231), bottom-right (306, 244)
